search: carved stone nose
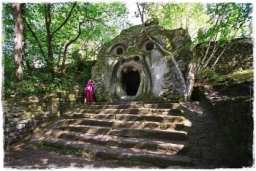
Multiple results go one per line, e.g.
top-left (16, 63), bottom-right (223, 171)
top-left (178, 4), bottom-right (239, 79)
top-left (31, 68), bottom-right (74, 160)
top-left (126, 46), bottom-right (138, 54)
top-left (123, 55), bottom-right (142, 63)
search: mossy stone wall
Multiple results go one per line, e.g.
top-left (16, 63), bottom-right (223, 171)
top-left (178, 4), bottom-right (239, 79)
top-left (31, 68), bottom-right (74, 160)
top-left (3, 91), bottom-right (83, 149)
top-left (195, 38), bottom-right (253, 75)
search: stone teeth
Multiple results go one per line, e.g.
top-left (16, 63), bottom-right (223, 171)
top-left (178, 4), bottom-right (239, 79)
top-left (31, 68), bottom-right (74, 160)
top-left (122, 66), bottom-right (137, 72)
top-left (123, 68), bottom-right (127, 73)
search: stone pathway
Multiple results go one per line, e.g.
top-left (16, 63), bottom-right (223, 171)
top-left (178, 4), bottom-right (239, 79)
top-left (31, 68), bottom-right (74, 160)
top-left (3, 101), bottom-right (244, 169)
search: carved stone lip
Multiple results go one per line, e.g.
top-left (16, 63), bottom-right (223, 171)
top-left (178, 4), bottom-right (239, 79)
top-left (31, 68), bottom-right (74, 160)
top-left (117, 61), bottom-right (141, 74)
top-left (119, 62), bottom-right (141, 74)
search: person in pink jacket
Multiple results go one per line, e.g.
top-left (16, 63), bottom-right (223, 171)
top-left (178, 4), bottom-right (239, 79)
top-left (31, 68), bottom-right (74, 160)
top-left (84, 79), bottom-right (94, 103)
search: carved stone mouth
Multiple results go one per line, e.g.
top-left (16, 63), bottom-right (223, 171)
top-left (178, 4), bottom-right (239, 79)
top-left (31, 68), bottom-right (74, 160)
top-left (121, 66), bottom-right (140, 96)
top-left (114, 58), bottom-right (143, 99)
top-left (111, 55), bottom-right (152, 100)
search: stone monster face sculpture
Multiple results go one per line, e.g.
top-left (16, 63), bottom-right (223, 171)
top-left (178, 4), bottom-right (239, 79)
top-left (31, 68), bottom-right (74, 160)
top-left (92, 22), bottom-right (194, 102)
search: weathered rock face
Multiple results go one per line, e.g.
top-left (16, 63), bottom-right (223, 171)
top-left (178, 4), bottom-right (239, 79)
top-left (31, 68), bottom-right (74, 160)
top-left (92, 21), bottom-right (194, 102)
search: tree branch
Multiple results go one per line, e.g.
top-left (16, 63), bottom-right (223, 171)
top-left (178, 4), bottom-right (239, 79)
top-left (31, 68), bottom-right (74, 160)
top-left (23, 18), bottom-right (46, 60)
top-left (211, 44), bottom-right (228, 69)
top-left (136, 2), bottom-right (188, 101)
top-left (51, 2), bottom-right (77, 37)
top-left (196, 14), bottom-right (223, 75)
top-left (60, 21), bottom-right (86, 72)
top-left (136, 3), bottom-right (144, 23)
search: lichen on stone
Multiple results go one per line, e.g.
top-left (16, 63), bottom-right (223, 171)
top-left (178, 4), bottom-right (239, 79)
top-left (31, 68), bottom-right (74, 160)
top-left (91, 20), bottom-right (194, 102)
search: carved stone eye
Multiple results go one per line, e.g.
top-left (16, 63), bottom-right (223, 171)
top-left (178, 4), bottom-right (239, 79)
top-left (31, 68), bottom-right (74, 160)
top-left (115, 46), bottom-right (124, 55)
top-left (145, 41), bottom-right (154, 51)
top-left (110, 44), bottom-right (126, 55)
top-left (116, 47), bottom-right (124, 55)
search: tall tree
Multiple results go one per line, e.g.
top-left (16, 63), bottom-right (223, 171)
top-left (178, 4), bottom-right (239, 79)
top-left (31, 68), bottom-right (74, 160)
top-left (45, 2), bottom-right (77, 78)
top-left (21, 2), bottom-right (130, 78)
top-left (12, 3), bottom-right (23, 82)
top-left (3, 2), bottom-right (130, 97)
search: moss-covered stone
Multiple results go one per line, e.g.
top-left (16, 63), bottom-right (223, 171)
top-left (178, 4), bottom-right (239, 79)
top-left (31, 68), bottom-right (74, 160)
top-left (91, 19), bottom-right (194, 102)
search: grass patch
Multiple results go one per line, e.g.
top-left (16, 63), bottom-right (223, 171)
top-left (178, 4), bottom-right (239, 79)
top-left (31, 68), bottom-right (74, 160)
top-left (215, 69), bottom-right (253, 84)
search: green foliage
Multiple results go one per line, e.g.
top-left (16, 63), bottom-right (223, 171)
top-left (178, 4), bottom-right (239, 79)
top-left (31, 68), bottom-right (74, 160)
top-left (2, 2), bottom-right (253, 98)
top-left (139, 2), bottom-right (252, 79)
top-left (2, 2), bottom-right (130, 98)
top-left (17, 80), bottom-right (41, 96)
top-left (203, 3), bottom-right (252, 42)
top-left (196, 68), bottom-right (220, 83)
top-left (194, 3), bottom-right (252, 77)
top-left (142, 2), bottom-right (210, 40)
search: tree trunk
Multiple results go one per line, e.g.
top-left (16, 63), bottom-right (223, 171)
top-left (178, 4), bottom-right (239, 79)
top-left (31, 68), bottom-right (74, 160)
top-left (44, 2), bottom-right (77, 79)
top-left (45, 3), bottom-right (55, 79)
top-left (61, 22), bottom-right (83, 72)
top-left (12, 3), bottom-right (23, 82)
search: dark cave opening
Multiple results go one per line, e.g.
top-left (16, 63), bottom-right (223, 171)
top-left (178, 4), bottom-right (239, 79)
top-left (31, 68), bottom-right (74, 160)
top-left (121, 69), bottom-right (140, 96)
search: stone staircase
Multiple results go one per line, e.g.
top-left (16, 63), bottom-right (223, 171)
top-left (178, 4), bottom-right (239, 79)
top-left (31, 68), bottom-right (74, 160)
top-left (39, 101), bottom-right (192, 168)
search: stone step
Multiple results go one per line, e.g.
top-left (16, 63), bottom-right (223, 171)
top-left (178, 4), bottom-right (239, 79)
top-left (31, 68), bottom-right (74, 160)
top-left (53, 131), bottom-right (189, 155)
top-left (108, 100), bottom-right (181, 105)
top-left (63, 118), bottom-right (186, 131)
top-left (85, 103), bottom-right (181, 109)
top-left (41, 138), bottom-right (192, 168)
top-left (70, 108), bottom-right (182, 116)
top-left (58, 125), bottom-right (188, 141)
top-left (63, 113), bottom-right (185, 123)
top-left (39, 101), bottom-right (192, 168)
